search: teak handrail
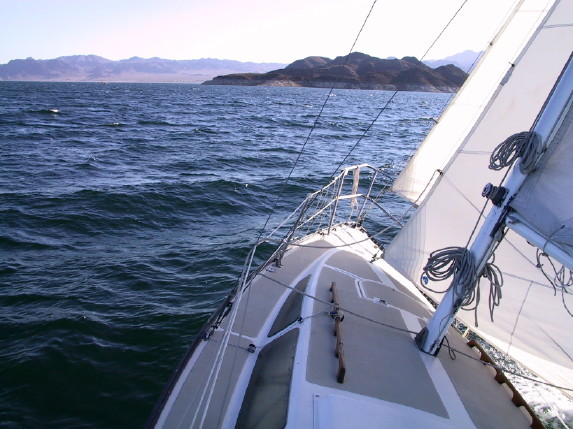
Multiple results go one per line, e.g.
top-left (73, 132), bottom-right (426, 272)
top-left (330, 282), bottom-right (346, 383)
top-left (467, 340), bottom-right (543, 429)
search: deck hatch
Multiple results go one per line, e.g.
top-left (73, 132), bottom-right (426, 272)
top-left (236, 328), bottom-right (299, 428)
top-left (268, 275), bottom-right (310, 337)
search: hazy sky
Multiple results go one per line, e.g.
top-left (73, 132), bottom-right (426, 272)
top-left (1, 0), bottom-right (517, 64)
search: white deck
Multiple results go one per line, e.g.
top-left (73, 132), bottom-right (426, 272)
top-left (152, 225), bottom-right (534, 428)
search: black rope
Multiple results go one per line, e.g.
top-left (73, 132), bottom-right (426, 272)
top-left (444, 335), bottom-right (457, 360)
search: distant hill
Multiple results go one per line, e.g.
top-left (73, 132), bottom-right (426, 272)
top-left (0, 55), bottom-right (287, 83)
top-left (203, 52), bottom-right (468, 92)
top-left (423, 50), bottom-right (482, 72)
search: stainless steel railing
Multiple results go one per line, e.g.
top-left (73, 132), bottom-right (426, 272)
top-left (243, 164), bottom-right (395, 280)
top-left (206, 164), bottom-right (398, 340)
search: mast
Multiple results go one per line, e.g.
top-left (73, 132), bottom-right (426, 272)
top-left (417, 55), bottom-right (573, 355)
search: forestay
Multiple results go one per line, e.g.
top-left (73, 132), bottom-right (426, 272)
top-left (385, 0), bottom-right (573, 397)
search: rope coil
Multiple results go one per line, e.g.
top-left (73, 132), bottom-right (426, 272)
top-left (421, 246), bottom-right (478, 307)
top-left (421, 246), bottom-right (507, 325)
top-left (489, 131), bottom-right (543, 174)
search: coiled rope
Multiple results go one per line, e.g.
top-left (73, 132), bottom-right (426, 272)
top-left (421, 246), bottom-right (477, 307)
top-left (420, 246), bottom-right (505, 325)
top-left (489, 131), bottom-right (543, 174)
top-left (420, 131), bottom-right (545, 324)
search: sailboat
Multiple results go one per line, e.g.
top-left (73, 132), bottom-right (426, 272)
top-left (147, 0), bottom-right (573, 427)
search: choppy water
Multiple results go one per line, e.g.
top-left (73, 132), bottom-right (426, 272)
top-left (1, 82), bottom-right (569, 428)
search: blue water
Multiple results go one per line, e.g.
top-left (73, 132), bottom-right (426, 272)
top-left (1, 82), bottom-right (448, 428)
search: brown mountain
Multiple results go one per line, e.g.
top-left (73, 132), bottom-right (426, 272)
top-left (203, 52), bottom-right (467, 92)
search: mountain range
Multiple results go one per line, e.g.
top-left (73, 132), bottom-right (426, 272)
top-left (203, 52), bottom-right (468, 92)
top-left (0, 55), bottom-right (286, 84)
top-left (423, 50), bottom-right (481, 71)
top-left (0, 51), bottom-right (478, 91)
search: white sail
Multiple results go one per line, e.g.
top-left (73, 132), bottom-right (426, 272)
top-left (509, 105), bottom-right (573, 265)
top-left (385, 0), bottom-right (573, 396)
top-left (392, 0), bottom-right (563, 203)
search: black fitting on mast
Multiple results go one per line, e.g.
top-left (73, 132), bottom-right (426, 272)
top-left (482, 183), bottom-right (508, 207)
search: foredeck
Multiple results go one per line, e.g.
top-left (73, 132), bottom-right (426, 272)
top-left (154, 224), bottom-right (534, 428)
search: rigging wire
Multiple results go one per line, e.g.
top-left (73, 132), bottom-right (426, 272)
top-left (252, 0), bottom-right (380, 245)
top-left (331, 0), bottom-right (470, 178)
top-left (222, 0), bottom-right (482, 362)
top-left (396, 0), bottom-right (509, 177)
top-left (259, 273), bottom-right (417, 335)
top-left (256, 0), bottom-right (471, 239)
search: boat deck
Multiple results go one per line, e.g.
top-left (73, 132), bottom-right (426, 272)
top-left (153, 224), bottom-right (534, 428)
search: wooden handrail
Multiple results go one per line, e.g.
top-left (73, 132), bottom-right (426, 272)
top-left (467, 340), bottom-right (543, 429)
top-left (330, 282), bottom-right (346, 383)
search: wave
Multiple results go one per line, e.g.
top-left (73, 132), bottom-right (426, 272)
top-left (31, 108), bottom-right (60, 114)
top-left (137, 119), bottom-right (178, 126)
top-left (0, 82), bottom-right (464, 429)
top-left (0, 234), bottom-right (67, 251)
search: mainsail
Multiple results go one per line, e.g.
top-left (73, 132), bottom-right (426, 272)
top-left (509, 105), bottom-right (573, 266)
top-left (385, 0), bottom-right (573, 397)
